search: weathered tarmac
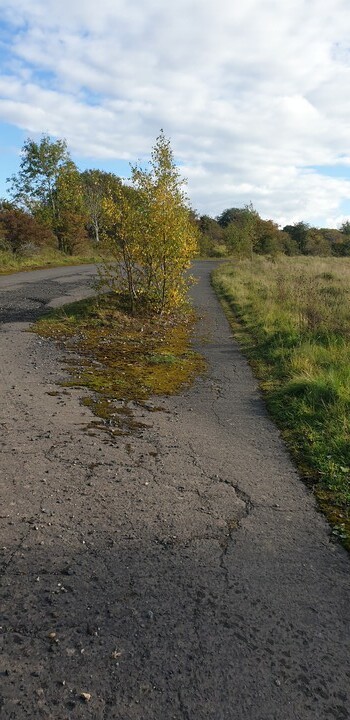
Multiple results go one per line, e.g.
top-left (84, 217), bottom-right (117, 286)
top-left (0, 262), bottom-right (349, 719)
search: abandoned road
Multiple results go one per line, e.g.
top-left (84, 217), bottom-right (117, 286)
top-left (0, 262), bottom-right (349, 720)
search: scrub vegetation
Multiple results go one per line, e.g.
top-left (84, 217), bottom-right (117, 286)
top-left (100, 131), bottom-right (198, 313)
top-left (213, 256), bottom-right (350, 549)
top-left (196, 206), bottom-right (350, 259)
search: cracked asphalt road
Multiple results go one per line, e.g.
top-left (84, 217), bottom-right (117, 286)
top-left (0, 261), bottom-right (349, 720)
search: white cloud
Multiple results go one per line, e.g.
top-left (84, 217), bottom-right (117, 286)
top-left (1, 0), bottom-right (350, 225)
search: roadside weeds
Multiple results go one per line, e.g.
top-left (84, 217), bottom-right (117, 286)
top-left (212, 257), bottom-right (350, 551)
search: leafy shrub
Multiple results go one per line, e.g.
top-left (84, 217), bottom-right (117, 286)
top-left (0, 207), bottom-right (57, 254)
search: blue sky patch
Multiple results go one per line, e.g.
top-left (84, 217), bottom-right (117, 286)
top-left (309, 164), bottom-right (350, 180)
top-left (1, 1), bottom-right (350, 224)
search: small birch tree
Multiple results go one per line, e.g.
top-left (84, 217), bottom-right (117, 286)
top-left (132, 130), bottom-right (198, 311)
top-left (101, 131), bottom-right (198, 313)
top-left (102, 184), bottom-right (144, 314)
top-left (81, 170), bottom-right (122, 245)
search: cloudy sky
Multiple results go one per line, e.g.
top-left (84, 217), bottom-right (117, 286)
top-left (1, 0), bottom-right (350, 227)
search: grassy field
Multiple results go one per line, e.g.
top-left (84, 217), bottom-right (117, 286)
top-left (213, 256), bottom-right (350, 549)
top-left (0, 248), bottom-right (104, 274)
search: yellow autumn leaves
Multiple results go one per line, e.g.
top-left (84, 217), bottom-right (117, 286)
top-left (101, 132), bottom-right (198, 314)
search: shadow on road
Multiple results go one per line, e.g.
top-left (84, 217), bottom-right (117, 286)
top-left (1, 527), bottom-right (324, 720)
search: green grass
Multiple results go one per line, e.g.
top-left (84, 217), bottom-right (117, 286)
top-left (0, 248), bottom-right (105, 274)
top-left (212, 256), bottom-right (350, 550)
top-left (34, 294), bottom-right (205, 435)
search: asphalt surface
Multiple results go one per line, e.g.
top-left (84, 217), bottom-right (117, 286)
top-left (0, 261), bottom-right (349, 720)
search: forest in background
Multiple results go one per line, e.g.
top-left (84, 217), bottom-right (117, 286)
top-left (197, 205), bottom-right (350, 258)
top-left (2, 134), bottom-right (350, 263)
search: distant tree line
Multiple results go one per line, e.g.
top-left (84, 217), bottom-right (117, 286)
top-left (196, 205), bottom-right (350, 258)
top-left (2, 134), bottom-right (350, 266)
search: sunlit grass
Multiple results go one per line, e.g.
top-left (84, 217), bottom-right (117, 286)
top-left (0, 248), bottom-right (105, 274)
top-left (213, 256), bottom-right (350, 549)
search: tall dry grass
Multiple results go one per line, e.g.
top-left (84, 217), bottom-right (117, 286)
top-left (213, 256), bottom-right (350, 547)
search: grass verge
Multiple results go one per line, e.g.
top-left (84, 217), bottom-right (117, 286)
top-left (34, 294), bottom-right (205, 435)
top-left (0, 248), bottom-right (105, 274)
top-left (212, 256), bottom-right (350, 550)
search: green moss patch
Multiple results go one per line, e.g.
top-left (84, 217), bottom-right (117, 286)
top-left (34, 294), bottom-right (205, 435)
